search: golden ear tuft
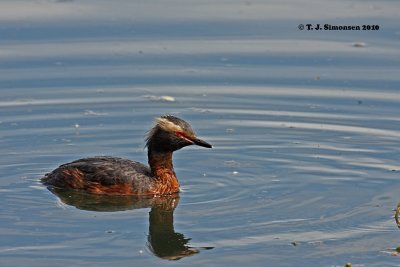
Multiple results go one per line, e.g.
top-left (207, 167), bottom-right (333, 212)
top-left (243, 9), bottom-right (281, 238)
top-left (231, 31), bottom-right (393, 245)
top-left (155, 117), bottom-right (183, 133)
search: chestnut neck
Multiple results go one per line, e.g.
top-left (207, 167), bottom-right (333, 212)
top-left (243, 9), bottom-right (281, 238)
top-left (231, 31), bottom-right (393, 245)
top-left (148, 149), bottom-right (180, 194)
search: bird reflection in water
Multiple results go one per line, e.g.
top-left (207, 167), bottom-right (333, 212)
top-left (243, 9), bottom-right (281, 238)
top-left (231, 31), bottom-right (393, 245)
top-left (47, 187), bottom-right (213, 260)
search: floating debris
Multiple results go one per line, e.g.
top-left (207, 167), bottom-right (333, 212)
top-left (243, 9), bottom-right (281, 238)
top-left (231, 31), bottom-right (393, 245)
top-left (382, 248), bottom-right (400, 256)
top-left (395, 202), bottom-right (400, 228)
top-left (160, 96), bottom-right (175, 102)
top-left (291, 241), bottom-right (299, 246)
top-left (84, 110), bottom-right (108, 116)
top-left (352, 42), bottom-right (366, 48)
top-left (143, 95), bottom-right (176, 102)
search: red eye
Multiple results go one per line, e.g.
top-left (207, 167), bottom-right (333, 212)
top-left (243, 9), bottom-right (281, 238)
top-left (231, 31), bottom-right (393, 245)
top-left (175, 132), bottom-right (194, 143)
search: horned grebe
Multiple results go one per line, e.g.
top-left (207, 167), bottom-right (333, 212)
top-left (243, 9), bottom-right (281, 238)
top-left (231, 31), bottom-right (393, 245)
top-left (42, 115), bottom-right (212, 196)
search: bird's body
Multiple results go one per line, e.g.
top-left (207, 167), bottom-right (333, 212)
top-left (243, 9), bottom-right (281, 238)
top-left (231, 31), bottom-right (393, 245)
top-left (42, 156), bottom-right (159, 195)
top-left (42, 115), bottom-right (212, 196)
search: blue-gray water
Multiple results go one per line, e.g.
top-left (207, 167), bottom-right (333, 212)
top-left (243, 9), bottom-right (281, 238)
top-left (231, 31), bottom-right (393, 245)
top-left (1, 1), bottom-right (400, 266)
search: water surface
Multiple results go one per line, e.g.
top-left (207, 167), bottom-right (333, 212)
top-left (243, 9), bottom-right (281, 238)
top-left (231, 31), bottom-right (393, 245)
top-left (1, 1), bottom-right (400, 266)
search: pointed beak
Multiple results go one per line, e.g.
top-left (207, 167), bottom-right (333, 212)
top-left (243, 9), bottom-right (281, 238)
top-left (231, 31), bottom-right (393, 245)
top-left (193, 138), bottom-right (212, 148)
